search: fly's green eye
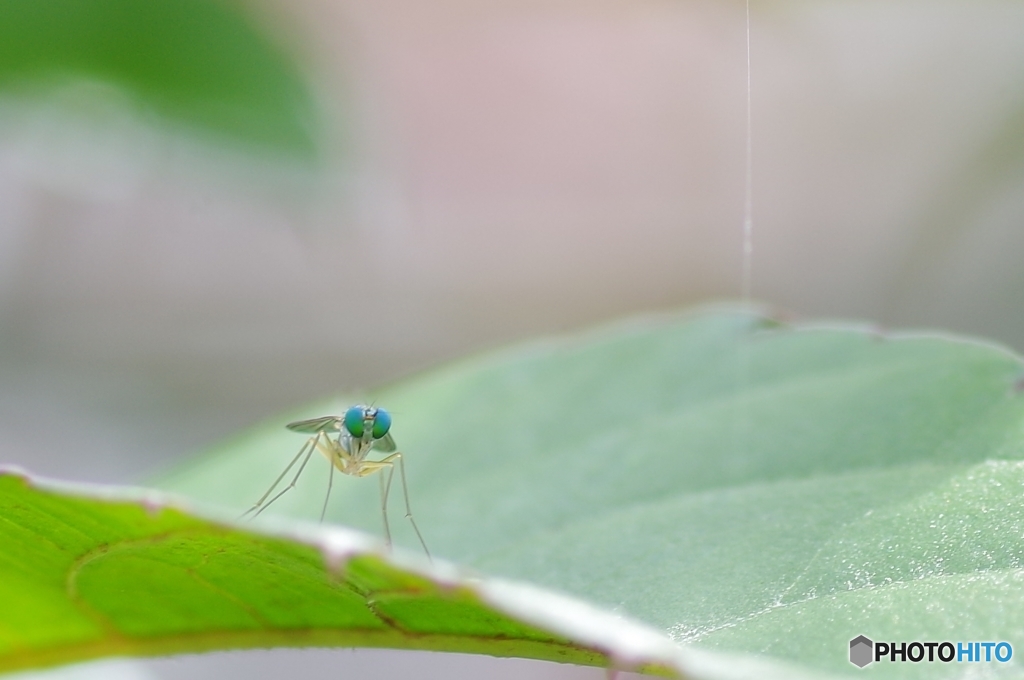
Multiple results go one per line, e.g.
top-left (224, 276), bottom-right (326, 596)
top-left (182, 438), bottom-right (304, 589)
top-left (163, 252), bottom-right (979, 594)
top-left (344, 406), bottom-right (365, 437)
top-left (371, 408), bottom-right (392, 439)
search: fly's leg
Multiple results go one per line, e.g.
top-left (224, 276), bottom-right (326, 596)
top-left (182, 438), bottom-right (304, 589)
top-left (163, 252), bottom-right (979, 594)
top-left (320, 458), bottom-right (335, 523)
top-left (239, 432), bottom-right (321, 520)
top-left (395, 454), bottom-right (431, 560)
top-left (379, 469), bottom-right (393, 548)
top-left (375, 453), bottom-right (431, 560)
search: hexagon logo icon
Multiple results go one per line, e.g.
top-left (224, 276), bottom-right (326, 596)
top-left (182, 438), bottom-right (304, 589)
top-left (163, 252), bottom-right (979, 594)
top-left (850, 635), bottom-right (874, 668)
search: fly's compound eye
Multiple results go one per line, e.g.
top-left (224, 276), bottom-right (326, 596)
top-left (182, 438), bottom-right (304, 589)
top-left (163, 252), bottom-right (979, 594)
top-left (344, 406), bottom-right (366, 438)
top-left (371, 408), bottom-right (392, 439)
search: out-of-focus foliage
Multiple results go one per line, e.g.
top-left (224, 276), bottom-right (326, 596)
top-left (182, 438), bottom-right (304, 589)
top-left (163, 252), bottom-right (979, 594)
top-left (0, 0), bottom-right (317, 154)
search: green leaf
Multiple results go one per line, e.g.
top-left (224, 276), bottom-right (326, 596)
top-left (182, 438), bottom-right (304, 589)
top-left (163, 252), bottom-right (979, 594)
top-left (158, 307), bottom-right (1024, 678)
top-left (6, 307), bottom-right (1024, 677)
top-left (0, 470), bottom-right (696, 676)
top-left (0, 0), bottom-right (317, 155)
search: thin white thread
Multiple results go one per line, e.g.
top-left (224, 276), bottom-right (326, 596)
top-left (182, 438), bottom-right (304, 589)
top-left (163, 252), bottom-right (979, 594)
top-left (734, 0), bottom-right (754, 461)
top-left (742, 0), bottom-right (753, 302)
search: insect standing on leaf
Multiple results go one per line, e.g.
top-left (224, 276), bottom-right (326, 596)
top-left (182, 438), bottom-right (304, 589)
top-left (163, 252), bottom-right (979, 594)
top-left (240, 405), bottom-right (430, 558)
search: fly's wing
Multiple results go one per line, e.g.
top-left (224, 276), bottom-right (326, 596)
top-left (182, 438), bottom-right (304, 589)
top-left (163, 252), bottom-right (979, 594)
top-left (286, 416), bottom-right (343, 434)
top-left (372, 432), bottom-right (397, 452)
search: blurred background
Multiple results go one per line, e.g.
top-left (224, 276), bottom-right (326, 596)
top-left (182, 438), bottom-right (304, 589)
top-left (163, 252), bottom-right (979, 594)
top-left (1, 0), bottom-right (1023, 677)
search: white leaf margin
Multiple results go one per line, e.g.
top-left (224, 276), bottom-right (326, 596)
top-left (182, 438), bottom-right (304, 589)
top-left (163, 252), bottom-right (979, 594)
top-left (8, 465), bottom-right (842, 680)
